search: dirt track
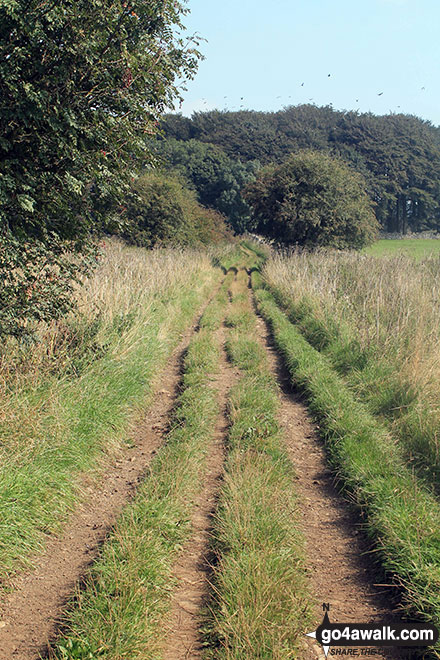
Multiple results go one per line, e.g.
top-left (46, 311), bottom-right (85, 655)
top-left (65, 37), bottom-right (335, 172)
top-left (0, 286), bottom-right (221, 660)
top-left (0, 271), bottom-right (403, 660)
top-left (163, 276), bottom-right (401, 660)
top-left (252, 286), bottom-right (400, 660)
top-left (163, 323), bottom-right (237, 660)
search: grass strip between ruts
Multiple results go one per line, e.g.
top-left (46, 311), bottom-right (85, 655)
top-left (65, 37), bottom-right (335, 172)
top-left (204, 268), bottom-right (311, 659)
top-left (254, 283), bottom-right (440, 656)
top-left (49, 278), bottom-right (232, 660)
top-left (261, 276), bottom-right (440, 491)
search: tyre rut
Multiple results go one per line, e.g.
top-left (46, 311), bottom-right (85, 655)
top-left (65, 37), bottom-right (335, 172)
top-left (250, 282), bottom-right (400, 660)
top-left (163, 320), bottom-right (238, 660)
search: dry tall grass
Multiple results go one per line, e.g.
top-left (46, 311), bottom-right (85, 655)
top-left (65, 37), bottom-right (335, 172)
top-left (0, 239), bottom-right (217, 384)
top-left (263, 249), bottom-right (440, 481)
top-left (264, 250), bottom-right (440, 401)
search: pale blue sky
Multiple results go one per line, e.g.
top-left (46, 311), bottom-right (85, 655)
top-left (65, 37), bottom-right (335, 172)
top-left (176, 0), bottom-right (440, 126)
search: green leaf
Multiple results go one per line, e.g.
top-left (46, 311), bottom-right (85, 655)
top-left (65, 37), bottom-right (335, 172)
top-left (17, 194), bottom-right (35, 213)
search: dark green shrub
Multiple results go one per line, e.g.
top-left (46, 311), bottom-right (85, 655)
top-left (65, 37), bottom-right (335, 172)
top-left (121, 172), bottom-right (233, 247)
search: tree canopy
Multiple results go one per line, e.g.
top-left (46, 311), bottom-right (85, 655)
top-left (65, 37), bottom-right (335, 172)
top-left (154, 138), bottom-right (259, 232)
top-left (0, 0), bottom-right (202, 339)
top-left (121, 171), bottom-right (233, 247)
top-left (244, 150), bottom-right (378, 249)
top-left (0, 0), bottom-right (201, 243)
top-left (161, 106), bottom-right (440, 234)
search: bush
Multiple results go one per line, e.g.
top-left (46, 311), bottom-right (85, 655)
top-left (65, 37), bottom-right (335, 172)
top-left (121, 172), bottom-right (233, 247)
top-left (245, 150), bottom-right (378, 249)
top-left (0, 233), bottom-right (97, 340)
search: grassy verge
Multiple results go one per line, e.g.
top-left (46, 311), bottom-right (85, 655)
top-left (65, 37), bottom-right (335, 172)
top-left (49, 276), bottom-right (232, 660)
top-left (205, 269), bottom-right (310, 659)
top-left (262, 251), bottom-right (440, 489)
top-left (254, 285), bottom-right (440, 654)
top-left (0, 243), bottom-right (220, 583)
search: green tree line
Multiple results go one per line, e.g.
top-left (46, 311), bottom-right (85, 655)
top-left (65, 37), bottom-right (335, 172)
top-left (161, 105), bottom-right (440, 234)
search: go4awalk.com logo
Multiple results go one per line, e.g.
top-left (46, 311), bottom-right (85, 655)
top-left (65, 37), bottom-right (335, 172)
top-left (306, 604), bottom-right (439, 658)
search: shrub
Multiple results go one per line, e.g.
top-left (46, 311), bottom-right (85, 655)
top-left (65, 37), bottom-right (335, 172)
top-left (245, 150), bottom-right (378, 249)
top-left (0, 232), bottom-right (97, 340)
top-left (121, 172), bottom-right (233, 247)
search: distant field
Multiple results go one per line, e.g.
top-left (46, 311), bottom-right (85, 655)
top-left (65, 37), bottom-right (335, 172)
top-left (365, 238), bottom-right (440, 258)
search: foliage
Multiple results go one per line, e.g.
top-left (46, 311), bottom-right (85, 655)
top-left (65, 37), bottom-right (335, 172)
top-left (331, 112), bottom-right (440, 234)
top-left (0, 232), bottom-right (97, 339)
top-left (0, 0), bottom-right (202, 338)
top-left (121, 171), bottom-right (233, 247)
top-left (0, 0), bottom-right (201, 243)
top-left (161, 106), bottom-right (440, 234)
top-left (244, 150), bottom-right (378, 248)
top-left (154, 137), bottom-right (259, 232)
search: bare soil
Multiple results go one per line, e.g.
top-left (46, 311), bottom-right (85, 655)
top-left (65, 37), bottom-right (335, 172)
top-left (163, 322), bottom-right (238, 660)
top-left (251, 290), bottom-right (402, 660)
top-left (0, 286), bottom-right (220, 660)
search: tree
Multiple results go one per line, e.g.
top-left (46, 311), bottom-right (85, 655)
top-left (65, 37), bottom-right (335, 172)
top-left (0, 0), bottom-right (201, 338)
top-left (330, 112), bottom-right (440, 233)
top-left (244, 150), bottom-right (378, 249)
top-left (154, 138), bottom-right (259, 232)
top-left (0, 0), bottom-right (201, 241)
top-left (162, 105), bottom-right (440, 234)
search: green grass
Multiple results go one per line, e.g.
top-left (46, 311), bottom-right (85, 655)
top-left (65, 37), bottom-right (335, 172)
top-left (0, 264), bottom-right (218, 584)
top-left (204, 269), bottom-right (310, 659)
top-left (239, 240), bottom-right (269, 269)
top-left (261, 248), bottom-right (440, 492)
top-left (254, 286), bottom-right (440, 656)
top-left (261, 275), bottom-right (440, 489)
top-left (214, 245), bottom-right (243, 272)
top-left (364, 238), bottom-right (440, 259)
top-left (49, 279), bottom-right (230, 660)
